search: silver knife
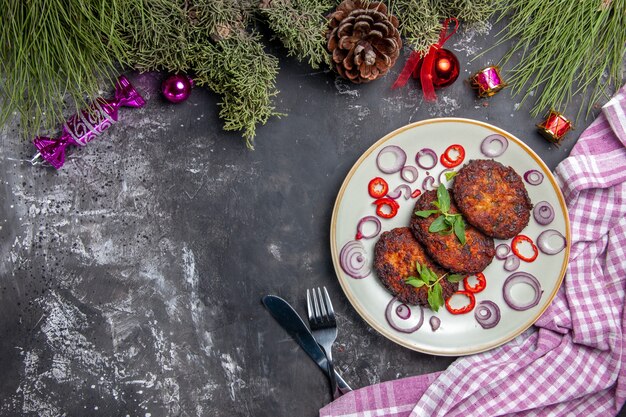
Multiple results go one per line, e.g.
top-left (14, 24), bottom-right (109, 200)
top-left (262, 295), bottom-right (352, 395)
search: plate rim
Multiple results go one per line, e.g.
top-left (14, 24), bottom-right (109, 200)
top-left (330, 117), bottom-right (571, 356)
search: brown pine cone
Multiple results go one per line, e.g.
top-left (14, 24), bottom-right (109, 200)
top-left (327, 1), bottom-right (402, 84)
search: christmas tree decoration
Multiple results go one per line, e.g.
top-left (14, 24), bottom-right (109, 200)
top-left (470, 66), bottom-right (506, 98)
top-left (326, 1), bottom-right (402, 84)
top-left (412, 48), bottom-right (459, 89)
top-left (0, 0), bottom-right (281, 148)
top-left (31, 76), bottom-right (145, 169)
top-left (4, 0), bottom-right (620, 150)
top-left (536, 110), bottom-right (573, 146)
top-left (392, 18), bottom-right (459, 101)
top-left (117, 1), bottom-right (280, 149)
top-left (161, 74), bottom-right (194, 103)
top-left (495, 0), bottom-right (625, 116)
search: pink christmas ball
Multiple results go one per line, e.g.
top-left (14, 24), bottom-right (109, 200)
top-left (161, 74), bottom-right (193, 103)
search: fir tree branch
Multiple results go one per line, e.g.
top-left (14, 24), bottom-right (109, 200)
top-left (194, 32), bottom-right (281, 149)
top-left (439, 0), bottom-right (494, 23)
top-left (391, 0), bottom-right (440, 53)
top-left (392, 0), bottom-right (494, 54)
top-left (116, 0), bottom-right (281, 146)
top-left (259, 0), bottom-right (336, 69)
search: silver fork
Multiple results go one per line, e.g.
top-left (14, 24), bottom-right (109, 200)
top-left (307, 287), bottom-right (341, 399)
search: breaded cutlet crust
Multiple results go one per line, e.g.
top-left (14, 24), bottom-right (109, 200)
top-left (453, 159), bottom-right (532, 239)
top-left (374, 227), bottom-right (458, 306)
top-left (410, 190), bottom-right (495, 275)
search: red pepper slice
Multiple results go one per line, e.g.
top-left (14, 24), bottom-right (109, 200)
top-left (373, 198), bottom-right (399, 219)
top-left (368, 177), bottom-right (389, 198)
top-left (511, 234), bottom-right (539, 262)
top-left (411, 189), bottom-right (422, 199)
top-left (445, 291), bottom-right (476, 315)
top-left (440, 144), bottom-right (466, 168)
top-left (463, 272), bottom-right (486, 293)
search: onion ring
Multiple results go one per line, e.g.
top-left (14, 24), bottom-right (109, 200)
top-left (385, 297), bottom-right (424, 333)
top-left (537, 229), bottom-right (567, 255)
top-left (355, 216), bottom-right (381, 240)
top-left (503, 254), bottom-right (520, 271)
top-left (376, 145), bottom-right (407, 174)
top-left (401, 165), bottom-right (419, 183)
top-left (415, 148), bottom-right (438, 170)
top-left (339, 240), bottom-right (371, 279)
top-left (474, 300), bottom-right (501, 329)
top-left (422, 175), bottom-right (436, 191)
top-left (396, 304), bottom-right (411, 320)
top-left (533, 201), bottom-right (555, 225)
top-left (495, 243), bottom-right (511, 260)
top-left (480, 134), bottom-right (509, 157)
top-left (429, 316), bottom-right (441, 331)
top-left (524, 169), bottom-right (544, 185)
top-left (502, 272), bottom-right (543, 311)
top-left (387, 184), bottom-right (412, 200)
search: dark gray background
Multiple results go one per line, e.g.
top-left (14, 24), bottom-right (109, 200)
top-left (1, 17), bottom-right (624, 417)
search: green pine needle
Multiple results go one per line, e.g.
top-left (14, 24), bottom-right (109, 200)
top-left (0, 0), bottom-right (128, 139)
top-left (494, 0), bottom-right (626, 117)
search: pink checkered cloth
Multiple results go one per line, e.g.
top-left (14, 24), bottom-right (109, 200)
top-left (321, 84), bottom-right (626, 417)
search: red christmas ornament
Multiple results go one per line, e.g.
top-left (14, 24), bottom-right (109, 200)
top-left (392, 17), bottom-right (459, 101)
top-left (412, 48), bottom-right (459, 88)
top-left (161, 74), bottom-right (193, 103)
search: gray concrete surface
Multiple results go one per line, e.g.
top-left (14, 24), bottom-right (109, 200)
top-left (1, 18), bottom-right (624, 417)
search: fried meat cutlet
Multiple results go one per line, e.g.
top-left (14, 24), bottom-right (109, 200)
top-left (452, 159), bottom-right (532, 239)
top-left (410, 190), bottom-right (495, 274)
top-left (373, 227), bottom-right (458, 306)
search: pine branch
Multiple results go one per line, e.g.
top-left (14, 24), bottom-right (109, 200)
top-left (494, 0), bottom-right (626, 117)
top-left (392, 0), bottom-right (440, 53)
top-left (194, 32), bottom-right (281, 149)
top-left (115, 0), bottom-right (281, 146)
top-left (260, 0), bottom-right (336, 69)
top-left (0, 0), bottom-right (128, 139)
top-left (392, 0), bottom-right (493, 54)
top-left (438, 0), bottom-right (493, 23)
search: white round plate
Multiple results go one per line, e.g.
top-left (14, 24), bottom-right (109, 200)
top-left (330, 118), bottom-right (570, 356)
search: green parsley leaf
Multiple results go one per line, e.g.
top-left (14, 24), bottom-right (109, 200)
top-left (428, 215), bottom-right (448, 233)
top-left (414, 209), bottom-right (438, 218)
top-left (445, 171), bottom-right (458, 181)
top-left (443, 215), bottom-right (456, 227)
top-left (415, 262), bottom-right (436, 283)
top-left (437, 184), bottom-right (450, 213)
top-left (454, 215), bottom-right (467, 245)
top-left (428, 269), bottom-right (439, 283)
top-left (428, 282), bottom-right (444, 312)
top-left (446, 273), bottom-right (465, 283)
top-left (405, 277), bottom-right (426, 288)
